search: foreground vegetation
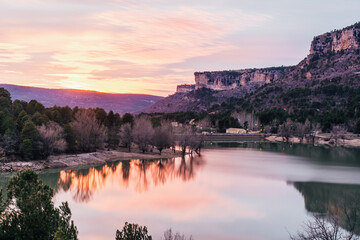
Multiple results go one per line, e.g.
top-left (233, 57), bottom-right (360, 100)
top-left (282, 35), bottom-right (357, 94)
top-left (1, 170), bottom-right (358, 240)
top-left (0, 170), bottom-right (78, 240)
top-left (0, 88), bottom-right (202, 162)
top-left (0, 170), bottom-right (195, 240)
top-left (115, 223), bottom-right (193, 240)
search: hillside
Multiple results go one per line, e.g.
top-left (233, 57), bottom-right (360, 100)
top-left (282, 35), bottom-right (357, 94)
top-left (141, 22), bottom-right (360, 115)
top-left (0, 84), bottom-right (163, 114)
top-left (141, 78), bottom-right (269, 113)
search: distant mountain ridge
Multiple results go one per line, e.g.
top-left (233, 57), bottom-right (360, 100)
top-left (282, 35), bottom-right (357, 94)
top-left (0, 84), bottom-right (163, 114)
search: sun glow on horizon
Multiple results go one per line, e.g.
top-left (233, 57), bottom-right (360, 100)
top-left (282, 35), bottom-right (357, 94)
top-left (0, 0), bottom-right (359, 95)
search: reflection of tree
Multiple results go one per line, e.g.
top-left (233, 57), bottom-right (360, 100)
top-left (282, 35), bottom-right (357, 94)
top-left (292, 182), bottom-right (360, 235)
top-left (134, 160), bottom-right (151, 192)
top-left (121, 160), bottom-right (130, 187)
top-left (58, 166), bottom-right (116, 202)
top-left (56, 156), bottom-right (204, 202)
top-left (150, 158), bottom-right (175, 187)
top-left (178, 157), bottom-right (195, 181)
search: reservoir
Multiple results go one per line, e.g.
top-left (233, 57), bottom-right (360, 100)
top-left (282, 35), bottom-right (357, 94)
top-left (2, 142), bottom-right (360, 239)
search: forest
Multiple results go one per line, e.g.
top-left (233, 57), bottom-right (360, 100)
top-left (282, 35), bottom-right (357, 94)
top-left (0, 88), bottom-right (201, 161)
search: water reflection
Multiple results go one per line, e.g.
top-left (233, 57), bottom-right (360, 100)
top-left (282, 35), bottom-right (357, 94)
top-left (2, 142), bottom-right (360, 239)
top-left (208, 141), bottom-right (360, 167)
top-left (56, 156), bottom-right (204, 202)
top-left (292, 181), bottom-right (360, 234)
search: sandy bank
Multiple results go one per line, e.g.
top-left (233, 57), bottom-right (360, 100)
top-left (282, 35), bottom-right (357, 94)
top-left (0, 149), bottom-right (183, 172)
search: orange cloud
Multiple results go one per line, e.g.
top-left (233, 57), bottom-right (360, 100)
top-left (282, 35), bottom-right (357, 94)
top-left (0, 1), bottom-right (272, 95)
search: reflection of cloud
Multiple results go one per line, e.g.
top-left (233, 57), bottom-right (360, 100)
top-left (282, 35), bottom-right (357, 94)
top-left (0, 0), bottom-right (272, 95)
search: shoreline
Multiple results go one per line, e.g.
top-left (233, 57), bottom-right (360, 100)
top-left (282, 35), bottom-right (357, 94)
top-left (0, 149), bottom-right (184, 172)
top-left (3, 133), bottom-right (360, 172)
top-left (265, 134), bottom-right (360, 148)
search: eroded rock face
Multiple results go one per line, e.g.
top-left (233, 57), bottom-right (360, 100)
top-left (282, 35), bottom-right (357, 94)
top-left (176, 84), bottom-right (195, 93)
top-left (177, 23), bottom-right (360, 93)
top-left (309, 25), bottom-right (360, 56)
top-left (194, 68), bottom-right (288, 90)
top-left (332, 29), bottom-right (359, 52)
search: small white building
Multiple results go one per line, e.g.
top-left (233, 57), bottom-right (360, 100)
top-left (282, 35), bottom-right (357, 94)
top-left (226, 128), bottom-right (247, 134)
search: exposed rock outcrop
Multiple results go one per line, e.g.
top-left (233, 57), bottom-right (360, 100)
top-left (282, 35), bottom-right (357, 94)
top-left (309, 23), bottom-right (360, 57)
top-left (176, 84), bottom-right (195, 93)
top-left (141, 22), bottom-right (360, 114)
top-left (194, 67), bottom-right (289, 91)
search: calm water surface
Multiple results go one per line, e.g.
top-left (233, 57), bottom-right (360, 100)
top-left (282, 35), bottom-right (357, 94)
top-left (3, 142), bottom-right (360, 240)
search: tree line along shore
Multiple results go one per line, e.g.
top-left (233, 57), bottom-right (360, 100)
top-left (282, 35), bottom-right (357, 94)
top-left (2, 85), bottom-right (360, 171)
top-left (0, 88), bottom-right (202, 167)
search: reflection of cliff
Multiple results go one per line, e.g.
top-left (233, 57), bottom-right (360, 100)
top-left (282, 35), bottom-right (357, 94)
top-left (292, 182), bottom-right (360, 234)
top-left (57, 156), bottom-right (204, 202)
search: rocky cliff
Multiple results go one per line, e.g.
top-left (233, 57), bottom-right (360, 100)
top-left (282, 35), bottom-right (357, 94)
top-left (176, 84), bottom-right (195, 93)
top-left (309, 23), bottom-right (360, 57)
top-left (141, 22), bottom-right (360, 114)
top-left (193, 23), bottom-right (360, 93)
top-left (194, 67), bottom-right (290, 90)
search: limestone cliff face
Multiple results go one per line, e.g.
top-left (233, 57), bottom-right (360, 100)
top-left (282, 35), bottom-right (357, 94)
top-left (309, 24), bottom-right (360, 56)
top-left (142, 22), bottom-right (360, 114)
top-left (191, 24), bottom-right (360, 92)
top-left (194, 68), bottom-right (288, 90)
top-left (176, 84), bottom-right (195, 93)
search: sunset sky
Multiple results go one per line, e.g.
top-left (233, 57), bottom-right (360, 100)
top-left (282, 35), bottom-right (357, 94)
top-left (0, 0), bottom-right (359, 96)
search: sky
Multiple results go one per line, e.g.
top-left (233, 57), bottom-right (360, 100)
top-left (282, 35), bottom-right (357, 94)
top-left (0, 0), bottom-right (359, 96)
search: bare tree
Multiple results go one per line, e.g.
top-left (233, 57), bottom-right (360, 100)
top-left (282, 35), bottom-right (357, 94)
top-left (331, 125), bottom-right (347, 145)
top-left (279, 119), bottom-right (295, 142)
top-left (291, 194), bottom-right (360, 240)
top-left (119, 123), bottom-right (133, 152)
top-left (37, 121), bottom-right (66, 158)
top-left (173, 125), bottom-right (201, 156)
top-left (309, 123), bottom-right (322, 144)
top-left (71, 110), bottom-right (107, 152)
top-left (163, 228), bottom-right (194, 240)
top-left (152, 125), bottom-right (173, 155)
top-left (174, 125), bottom-right (194, 156)
top-left (294, 122), bottom-right (306, 143)
top-left (291, 214), bottom-right (359, 240)
top-left (132, 116), bottom-right (154, 153)
top-left (188, 135), bottom-right (203, 156)
top-left (294, 120), bottom-right (311, 143)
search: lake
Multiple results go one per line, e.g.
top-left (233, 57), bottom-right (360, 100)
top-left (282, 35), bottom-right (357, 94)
top-left (2, 141), bottom-right (360, 240)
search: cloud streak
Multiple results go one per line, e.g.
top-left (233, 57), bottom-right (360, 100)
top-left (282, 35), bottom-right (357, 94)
top-left (0, 0), bottom-right (272, 95)
top-left (3, 0), bottom-right (358, 95)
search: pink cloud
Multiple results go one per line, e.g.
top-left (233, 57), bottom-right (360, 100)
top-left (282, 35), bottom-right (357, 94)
top-left (0, 1), bottom-right (272, 95)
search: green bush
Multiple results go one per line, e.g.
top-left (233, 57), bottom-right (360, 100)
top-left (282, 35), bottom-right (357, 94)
top-left (0, 170), bottom-right (78, 240)
top-left (115, 222), bottom-right (152, 240)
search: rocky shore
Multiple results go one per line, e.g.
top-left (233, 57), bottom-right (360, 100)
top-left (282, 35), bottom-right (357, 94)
top-left (265, 135), bottom-right (360, 148)
top-left (0, 149), bottom-right (183, 172)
